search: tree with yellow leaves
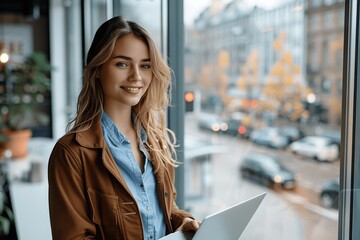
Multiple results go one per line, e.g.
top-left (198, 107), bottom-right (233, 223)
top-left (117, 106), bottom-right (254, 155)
top-left (260, 31), bottom-right (310, 123)
top-left (236, 49), bottom-right (260, 113)
top-left (197, 50), bottom-right (231, 111)
top-left (217, 50), bottom-right (231, 105)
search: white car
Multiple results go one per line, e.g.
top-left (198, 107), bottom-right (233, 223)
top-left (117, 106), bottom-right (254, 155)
top-left (289, 136), bottom-right (339, 162)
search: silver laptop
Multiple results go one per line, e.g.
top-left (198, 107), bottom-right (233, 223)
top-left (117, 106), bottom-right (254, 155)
top-left (160, 192), bottom-right (266, 240)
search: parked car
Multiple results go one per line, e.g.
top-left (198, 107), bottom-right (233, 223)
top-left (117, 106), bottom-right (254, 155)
top-left (289, 136), bottom-right (339, 162)
top-left (198, 113), bottom-right (228, 133)
top-left (318, 130), bottom-right (341, 152)
top-left (224, 112), bottom-right (253, 138)
top-left (250, 127), bottom-right (289, 149)
top-left (239, 153), bottom-right (297, 190)
top-left (320, 178), bottom-right (339, 209)
top-left (279, 126), bottom-right (305, 143)
top-left (224, 118), bottom-right (253, 138)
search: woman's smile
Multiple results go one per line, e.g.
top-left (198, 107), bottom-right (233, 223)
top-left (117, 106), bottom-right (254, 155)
top-left (121, 86), bottom-right (143, 94)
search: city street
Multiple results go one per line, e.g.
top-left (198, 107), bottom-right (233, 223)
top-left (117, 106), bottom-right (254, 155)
top-left (184, 114), bottom-right (339, 240)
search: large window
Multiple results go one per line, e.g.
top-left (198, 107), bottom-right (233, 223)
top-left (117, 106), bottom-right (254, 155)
top-left (183, 0), bottom-right (347, 239)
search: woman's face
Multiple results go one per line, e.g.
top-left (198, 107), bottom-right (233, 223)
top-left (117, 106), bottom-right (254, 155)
top-left (98, 34), bottom-right (152, 111)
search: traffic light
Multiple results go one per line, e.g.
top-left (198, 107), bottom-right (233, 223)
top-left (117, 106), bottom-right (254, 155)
top-left (184, 91), bottom-right (195, 112)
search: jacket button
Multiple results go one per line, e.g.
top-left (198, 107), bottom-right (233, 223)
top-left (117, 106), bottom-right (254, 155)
top-left (164, 192), bottom-right (169, 197)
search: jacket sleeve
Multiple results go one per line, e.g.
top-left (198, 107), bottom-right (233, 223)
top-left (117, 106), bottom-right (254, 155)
top-left (48, 141), bottom-right (96, 240)
top-left (169, 195), bottom-right (194, 231)
top-left (166, 165), bottom-right (195, 231)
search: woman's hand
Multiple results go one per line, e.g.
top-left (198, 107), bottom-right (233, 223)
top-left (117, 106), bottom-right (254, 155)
top-left (176, 217), bottom-right (201, 232)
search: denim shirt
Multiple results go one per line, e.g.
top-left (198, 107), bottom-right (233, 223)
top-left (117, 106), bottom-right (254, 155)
top-left (101, 111), bottom-right (166, 240)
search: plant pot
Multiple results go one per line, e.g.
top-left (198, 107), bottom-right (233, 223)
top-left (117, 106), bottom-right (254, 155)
top-left (0, 129), bottom-right (32, 159)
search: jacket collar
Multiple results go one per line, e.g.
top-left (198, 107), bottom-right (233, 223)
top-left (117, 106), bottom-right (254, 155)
top-left (75, 116), bottom-right (135, 195)
top-left (75, 116), bottom-right (104, 149)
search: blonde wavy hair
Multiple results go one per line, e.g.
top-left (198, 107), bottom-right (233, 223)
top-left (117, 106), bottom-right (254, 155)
top-left (67, 16), bottom-right (178, 168)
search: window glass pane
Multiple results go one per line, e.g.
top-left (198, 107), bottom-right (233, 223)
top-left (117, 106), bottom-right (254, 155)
top-left (338, 8), bottom-right (345, 27)
top-left (90, 0), bottom-right (107, 36)
top-left (114, 0), bottom-right (163, 49)
top-left (324, 11), bottom-right (333, 30)
top-left (324, 0), bottom-right (336, 5)
top-left (86, 0), bottom-right (164, 55)
top-left (184, 0), bottom-right (344, 239)
top-left (309, 15), bottom-right (320, 32)
top-left (311, 0), bottom-right (322, 7)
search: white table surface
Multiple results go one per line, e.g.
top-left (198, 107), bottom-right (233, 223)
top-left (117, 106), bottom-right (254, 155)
top-left (8, 137), bottom-right (55, 240)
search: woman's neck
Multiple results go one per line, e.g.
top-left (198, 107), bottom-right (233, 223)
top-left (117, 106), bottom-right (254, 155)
top-left (103, 105), bottom-right (134, 136)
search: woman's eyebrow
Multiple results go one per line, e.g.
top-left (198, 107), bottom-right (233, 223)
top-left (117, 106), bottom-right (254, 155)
top-left (113, 55), bottom-right (150, 62)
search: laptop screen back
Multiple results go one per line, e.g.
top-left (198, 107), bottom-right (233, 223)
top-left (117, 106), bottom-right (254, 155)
top-left (193, 192), bottom-right (266, 240)
top-left (159, 192), bottom-right (266, 240)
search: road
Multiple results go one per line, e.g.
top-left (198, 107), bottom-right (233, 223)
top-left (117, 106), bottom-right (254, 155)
top-left (183, 115), bottom-right (339, 240)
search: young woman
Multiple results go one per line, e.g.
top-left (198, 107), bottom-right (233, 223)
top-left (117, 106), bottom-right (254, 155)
top-left (48, 16), bottom-right (199, 240)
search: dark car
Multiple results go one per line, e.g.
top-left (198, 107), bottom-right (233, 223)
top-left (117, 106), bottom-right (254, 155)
top-left (224, 112), bottom-right (253, 138)
top-left (225, 118), bottom-right (253, 138)
top-left (320, 178), bottom-right (339, 209)
top-left (239, 153), bottom-right (297, 190)
top-left (197, 113), bottom-right (228, 133)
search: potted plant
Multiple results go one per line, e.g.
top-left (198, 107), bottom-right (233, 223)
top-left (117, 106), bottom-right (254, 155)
top-left (0, 52), bottom-right (52, 159)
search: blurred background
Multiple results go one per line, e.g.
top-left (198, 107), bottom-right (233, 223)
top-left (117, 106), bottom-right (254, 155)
top-left (183, 1), bottom-right (343, 239)
top-left (0, 0), bottom-right (356, 239)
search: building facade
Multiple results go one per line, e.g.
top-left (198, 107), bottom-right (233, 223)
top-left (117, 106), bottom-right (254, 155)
top-left (306, 0), bottom-right (345, 126)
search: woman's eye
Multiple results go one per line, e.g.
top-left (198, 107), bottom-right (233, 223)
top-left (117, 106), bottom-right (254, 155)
top-left (142, 64), bottom-right (151, 69)
top-left (116, 62), bottom-right (128, 67)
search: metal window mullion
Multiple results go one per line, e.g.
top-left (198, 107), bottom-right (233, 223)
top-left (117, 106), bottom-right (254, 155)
top-left (167, 0), bottom-right (185, 209)
top-left (351, 0), bottom-right (360, 237)
top-left (339, 0), bottom-right (358, 239)
top-left (161, 0), bottom-right (168, 60)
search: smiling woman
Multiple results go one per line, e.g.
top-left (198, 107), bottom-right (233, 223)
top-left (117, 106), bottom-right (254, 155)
top-left (47, 16), bottom-right (200, 240)
top-left (98, 34), bottom-right (153, 116)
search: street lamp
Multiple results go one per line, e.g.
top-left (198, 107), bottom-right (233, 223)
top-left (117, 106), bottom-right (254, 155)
top-left (306, 92), bottom-right (316, 104)
top-left (307, 92), bottom-right (317, 123)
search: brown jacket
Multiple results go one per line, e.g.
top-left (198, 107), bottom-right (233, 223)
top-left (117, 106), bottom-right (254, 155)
top-left (48, 119), bottom-right (193, 240)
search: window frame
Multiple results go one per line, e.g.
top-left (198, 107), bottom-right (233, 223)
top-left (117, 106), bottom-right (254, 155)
top-left (339, 0), bottom-right (360, 239)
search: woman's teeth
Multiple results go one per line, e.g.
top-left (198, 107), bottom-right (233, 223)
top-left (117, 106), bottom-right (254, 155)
top-left (124, 87), bottom-right (140, 92)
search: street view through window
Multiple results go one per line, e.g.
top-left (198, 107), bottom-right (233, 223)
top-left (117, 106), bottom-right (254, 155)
top-left (184, 0), bottom-right (343, 239)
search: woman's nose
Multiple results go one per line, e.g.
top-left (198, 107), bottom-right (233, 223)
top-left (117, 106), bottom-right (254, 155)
top-left (130, 66), bottom-right (142, 81)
